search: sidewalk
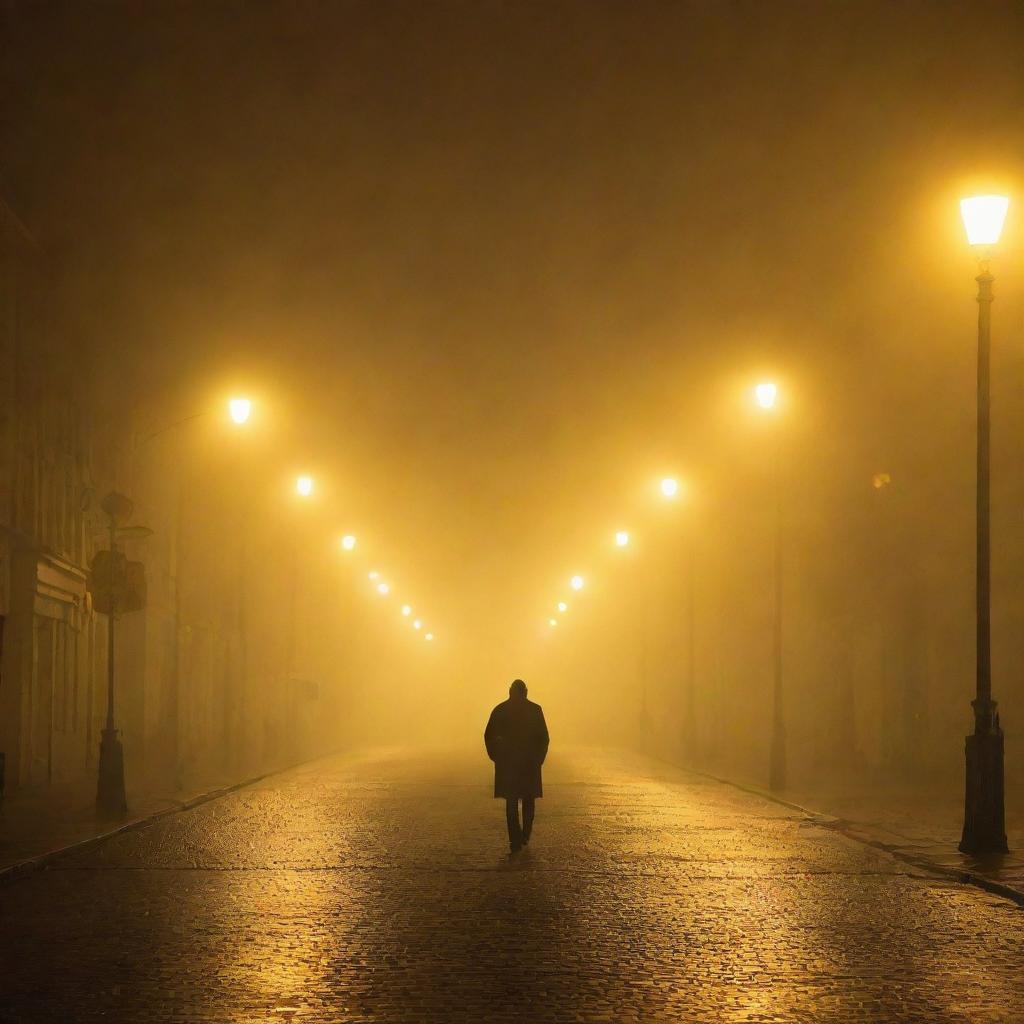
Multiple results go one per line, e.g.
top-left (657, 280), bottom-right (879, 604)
top-left (0, 769), bottom-right (266, 882)
top-left (750, 774), bottom-right (1024, 903)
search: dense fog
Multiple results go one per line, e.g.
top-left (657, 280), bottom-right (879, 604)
top-left (2, 1), bottom-right (1024, 816)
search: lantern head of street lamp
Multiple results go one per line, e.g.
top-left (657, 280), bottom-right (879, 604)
top-left (368, 570), bottom-right (379, 580)
top-left (549, 618), bottom-right (558, 627)
top-left (961, 194), bottom-right (1009, 248)
top-left (228, 397), bottom-right (252, 425)
top-left (413, 619), bottom-right (422, 630)
top-left (615, 530), bottom-right (630, 547)
top-left (425, 632), bottom-right (434, 642)
top-left (557, 601), bottom-right (568, 613)
top-left (296, 474), bottom-right (314, 497)
top-left (570, 575), bottom-right (585, 591)
top-left (376, 582), bottom-right (390, 596)
top-left (340, 534), bottom-right (357, 551)
top-left (401, 604), bottom-right (412, 616)
top-left (754, 381), bottom-right (778, 410)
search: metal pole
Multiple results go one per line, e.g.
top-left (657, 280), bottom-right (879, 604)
top-left (236, 476), bottom-right (250, 774)
top-left (683, 526), bottom-right (696, 756)
top-left (288, 537), bottom-right (297, 677)
top-left (638, 561), bottom-right (650, 741)
top-left (106, 519), bottom-right (115, 732)
top-left (768, 425), bottom-right (786, 791)
top-left (960, 261), bottom-right (1007, 854)
top-left (287, 534), bottom-right (298, 761)
top-left (96, 515), bottom-right (127, 815)
top-left (976, 264), bottom-right (993, 712)
top-left (171, 467), bottom-right (185, 785)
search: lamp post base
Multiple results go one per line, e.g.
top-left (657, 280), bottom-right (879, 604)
top-left (960, 721), bottom-right (1007, 855)
top-left (96, 727), bottom-right (127, 818)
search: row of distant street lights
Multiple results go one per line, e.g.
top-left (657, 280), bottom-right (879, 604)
top-left (545, 193), bottom-right (1013, 857)
top-left (226, 395), bottom-right (437, 643)
top-left (546, 471), bottom-right (693, 630)
top-left (98, 391), bottom-right (439, 818)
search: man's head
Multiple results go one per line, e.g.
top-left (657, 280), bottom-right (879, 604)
top-left (509, 679), bottom-right (528, 699)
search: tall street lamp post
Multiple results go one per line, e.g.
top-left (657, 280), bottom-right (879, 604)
top-left (95, 493), bottom-right (131, 815)
top-left (684, 523), bottom-right (697, 755)
top-left (959, 194), bottom-right (1010, 855)
top-left (755, 381), bottom-right (786, 791)
top-left (615, 531), bottom-right (652, 738)
top-left (95, 491), bottom-right (151, 816)
top-left (285, 474), bottom-right (315, 759)
top-left (659, 476), bottom-right (697, 755)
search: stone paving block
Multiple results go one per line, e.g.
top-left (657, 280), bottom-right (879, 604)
top-left (0, 747), bottom-right (1023, 1022)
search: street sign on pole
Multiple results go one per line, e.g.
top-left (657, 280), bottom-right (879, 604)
top-left (89, 550), bottom-right (146, 614)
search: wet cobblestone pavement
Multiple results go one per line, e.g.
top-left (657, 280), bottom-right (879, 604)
top-left (1, 747), bottom-right (1023, 1023)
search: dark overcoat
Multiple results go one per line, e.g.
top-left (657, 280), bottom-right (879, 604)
top-left (484, 697), bottom-right (549, 799)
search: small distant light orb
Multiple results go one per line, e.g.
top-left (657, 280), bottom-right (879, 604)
top-left (368, 570), bottom-right (380, 581)
top-left (228, 397), bottom-right (252, 425)
top-left (413, 619), bottom-right (422, 630)
top-left (570, 575), bottom-right (584, 591)
top-left (872, 472), bottom-right (892, 490)
top-left (296, 474), bottom-right (314, 497)
top-left (401, 604), bottom-right (412, 616)
top-left (549, 618), bottom-right (558, 627)
top-left (376, 582), bottom-right (390, 596)
top-left (615, 530), bottom-right (630, 547)
top-left (557, 601), bottom-right (568, 613)
top-left (754, 381), bottom-right (778, 410)
top-left (425, 632), bottom-right (434, 642)
top-left (660, 477), bottom-right (679, 499)
top-left (341, 534), bottom-right (357, 551)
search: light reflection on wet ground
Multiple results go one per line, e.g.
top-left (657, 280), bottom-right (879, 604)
top-left (0, 747), bottom-right (1022, 1022)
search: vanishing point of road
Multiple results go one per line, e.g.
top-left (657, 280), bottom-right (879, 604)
top-left (1, 747), bottom-right (1022, 1023)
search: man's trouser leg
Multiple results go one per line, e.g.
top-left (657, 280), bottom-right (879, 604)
top-left (522, 797), bottom-right (535, 842)
top-left (505, 797), bottom-right (522, 848)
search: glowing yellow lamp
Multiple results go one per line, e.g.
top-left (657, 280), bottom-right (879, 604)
top-left (228, 397), bottom-right (252, 425)
top-left (754, 382), bottom-right (778, 410)
top-left (296, 474), bottom-right (314, 497)
top-left (961, 195), bottom-right (1009, 247)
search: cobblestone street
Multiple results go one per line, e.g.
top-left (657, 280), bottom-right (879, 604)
top-left (2, 746), bottom-right (1023, 1023)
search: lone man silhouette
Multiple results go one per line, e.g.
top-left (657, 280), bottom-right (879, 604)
top-left (484, 679), bottom-right (550, 854)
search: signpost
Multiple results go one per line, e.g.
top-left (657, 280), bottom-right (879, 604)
top-left (90, 492), bottom-right (150, 817)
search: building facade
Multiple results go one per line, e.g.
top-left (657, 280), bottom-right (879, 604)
top-left (0, 197), bottom-right (103, 791)
top-left (0, 195), bottom-right (382, 800)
